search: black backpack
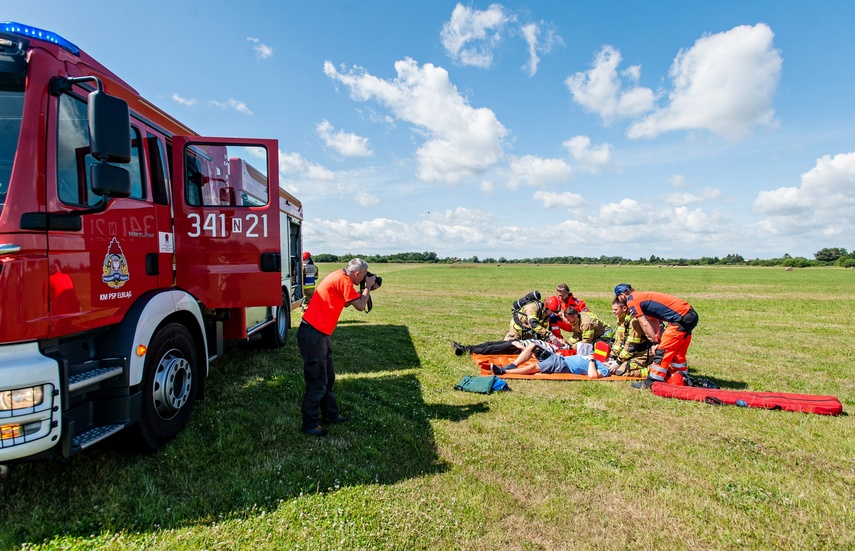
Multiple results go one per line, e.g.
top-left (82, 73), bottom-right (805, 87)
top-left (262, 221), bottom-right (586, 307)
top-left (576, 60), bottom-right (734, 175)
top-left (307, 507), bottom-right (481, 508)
top-left (512, 290), bottom-right (541, 312)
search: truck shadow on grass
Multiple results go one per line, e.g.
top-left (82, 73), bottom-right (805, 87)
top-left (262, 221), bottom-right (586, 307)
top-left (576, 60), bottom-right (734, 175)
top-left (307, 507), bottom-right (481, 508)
top-left (0, 324), bottom-right (489, 547)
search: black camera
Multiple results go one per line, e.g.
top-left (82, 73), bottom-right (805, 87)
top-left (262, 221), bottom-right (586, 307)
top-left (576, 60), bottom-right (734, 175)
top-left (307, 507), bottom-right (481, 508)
top-left (362, 271), bottom-right (382, 289)
top-left (359, 271), bottom-right (381, 313)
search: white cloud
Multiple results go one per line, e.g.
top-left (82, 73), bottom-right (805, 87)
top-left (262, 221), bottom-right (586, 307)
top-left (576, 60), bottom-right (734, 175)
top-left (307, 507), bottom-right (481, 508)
top-left (209, 98), bottom-right (253, 116)
top-left (562, 135), bottom-right (611, 173)
top-left (669, 175), bottom-right (687, 188)
top-left (520, 21), bottom-right (563, 76)
top-left (508, 155), bottom-right (572, 189)
top-left (664, 207), bottom-right (714, 236)
top-left (598, 198), bottom-right (652, 226)
top-left (441, 3), bottom-right (511, 68)
top-left (753, 151), bottom-right (855, 240)
top-left (278, 150), bottom-right (335, 192)
top-left (172, 93), bottom-right (197, 107)
top-left (565, 45), bottom-right (656, 123)
top-left (301, 199), bottom-right (747, 259)
top-left (324, 58), bottom-right (508, 183)
top-left (628, 24), bottom-right (782, 140)
top-left (247, 37), bottom-right (273, 59)
top-left (316, 120), bottom-right (373, 158)
top-left (533, 190), bottom-right (585, 209)
top-left (623, 65), bottom-right (641, 82)
top-left (520, 23), bottom-right (540, 76)
top-left (664, 187), bottom-right (721, 206)
top-left (304, 208), bottom-right (523, 255)
top-left (584, 200), bottom-right (739, 255)
top-left (354, 191), bottom-right (380, 206)
top-left (754, 186), bottom-right (803, 215)
top-left (480, 180), bottom-right (495, 194)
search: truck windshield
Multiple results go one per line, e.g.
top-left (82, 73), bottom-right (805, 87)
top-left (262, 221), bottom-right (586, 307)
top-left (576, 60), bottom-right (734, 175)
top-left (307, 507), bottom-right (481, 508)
top-left (0, 88), bottom-right (24, 217)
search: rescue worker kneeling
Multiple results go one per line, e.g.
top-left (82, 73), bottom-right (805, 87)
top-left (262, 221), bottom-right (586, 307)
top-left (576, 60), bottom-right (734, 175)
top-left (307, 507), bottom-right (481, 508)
top-left (607, 296), bottom-right (655, 377)
top-left (559, 307), bottom-right (613, 351)
top-left (505, 295), bottom-right (564, 346)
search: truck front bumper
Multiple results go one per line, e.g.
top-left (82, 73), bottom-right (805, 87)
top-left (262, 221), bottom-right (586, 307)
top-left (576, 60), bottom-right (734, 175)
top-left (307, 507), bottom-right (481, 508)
top-left (0, 342), bottom-right (61, 462)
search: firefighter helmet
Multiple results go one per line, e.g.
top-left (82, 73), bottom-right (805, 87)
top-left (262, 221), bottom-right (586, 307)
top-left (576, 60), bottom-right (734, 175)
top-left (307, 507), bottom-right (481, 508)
top-left (593, 341), bottom-right (611, 362)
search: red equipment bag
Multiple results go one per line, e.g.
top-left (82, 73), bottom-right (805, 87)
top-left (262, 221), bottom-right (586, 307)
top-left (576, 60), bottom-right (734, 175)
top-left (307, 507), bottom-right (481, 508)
top-left (651, 383), bottom-right (843, 416)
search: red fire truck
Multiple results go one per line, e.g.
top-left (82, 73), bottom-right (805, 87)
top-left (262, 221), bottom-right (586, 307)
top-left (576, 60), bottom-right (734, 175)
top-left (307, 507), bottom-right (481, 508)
top-left (0, 22), bottom-right (305, 465)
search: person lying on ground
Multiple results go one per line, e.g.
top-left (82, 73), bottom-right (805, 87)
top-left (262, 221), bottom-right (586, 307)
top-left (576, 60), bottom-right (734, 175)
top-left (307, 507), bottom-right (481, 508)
top-left (490, 342), bottom-right (616, 379)
top-left (451, 338), bottom-right (567, 357)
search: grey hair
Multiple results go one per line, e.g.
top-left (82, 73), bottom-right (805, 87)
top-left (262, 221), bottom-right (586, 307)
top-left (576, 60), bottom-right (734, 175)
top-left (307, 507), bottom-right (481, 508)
top-left (345, 258), bottom-right (368, 275)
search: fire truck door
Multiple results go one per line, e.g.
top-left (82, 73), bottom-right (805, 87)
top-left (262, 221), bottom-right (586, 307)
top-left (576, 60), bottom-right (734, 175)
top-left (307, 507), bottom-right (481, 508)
top-left (171, 138), bottom-right (281, 308)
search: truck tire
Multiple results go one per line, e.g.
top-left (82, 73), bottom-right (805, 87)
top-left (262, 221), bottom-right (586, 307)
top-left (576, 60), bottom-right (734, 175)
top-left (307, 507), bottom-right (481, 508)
top-left (258, 291), bottom-right (290, 348)
top-left (138, 323), bottom-right (198, 450)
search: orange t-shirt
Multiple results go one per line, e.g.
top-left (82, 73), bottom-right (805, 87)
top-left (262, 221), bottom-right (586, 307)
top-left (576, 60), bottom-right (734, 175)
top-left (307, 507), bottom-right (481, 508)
top-left (625, 291), bottom-right (691, 324)
top-left (302, 269), bottom-right (361, 335)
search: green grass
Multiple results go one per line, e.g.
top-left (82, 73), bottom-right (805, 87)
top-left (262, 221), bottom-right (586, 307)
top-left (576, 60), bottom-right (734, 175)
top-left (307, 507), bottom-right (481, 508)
top-left (2, 264), bottom-right (854, 550)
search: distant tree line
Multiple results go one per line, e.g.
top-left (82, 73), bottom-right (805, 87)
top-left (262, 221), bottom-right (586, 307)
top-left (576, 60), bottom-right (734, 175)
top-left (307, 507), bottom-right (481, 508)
top-left (311, 247), bottom-right (855, 268)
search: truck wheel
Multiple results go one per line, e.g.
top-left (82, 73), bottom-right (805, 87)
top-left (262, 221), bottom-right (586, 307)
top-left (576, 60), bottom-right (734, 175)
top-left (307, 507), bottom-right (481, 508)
top-left (138, 323), bottom-right (198, 450)
top-left (259, 291), bottom-right (290, 348)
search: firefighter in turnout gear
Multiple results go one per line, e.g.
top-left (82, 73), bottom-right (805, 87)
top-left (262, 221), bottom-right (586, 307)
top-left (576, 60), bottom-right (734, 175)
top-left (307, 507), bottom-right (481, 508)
top-left (505, 294), bottom-right (563, 344)
top-left (609, 297), bottom-right (655, 377)
top-left (561, 308), bottom-right (612, 347)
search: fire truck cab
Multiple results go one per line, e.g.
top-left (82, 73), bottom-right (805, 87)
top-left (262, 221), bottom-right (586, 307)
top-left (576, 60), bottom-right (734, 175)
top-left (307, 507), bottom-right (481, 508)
top-left (0, 22), bottom-right (305, 464)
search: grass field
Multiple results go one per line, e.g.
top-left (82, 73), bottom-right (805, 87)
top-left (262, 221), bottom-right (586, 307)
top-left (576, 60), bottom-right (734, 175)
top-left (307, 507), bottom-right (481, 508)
top-left (2, 264), bottom-right (854, 550)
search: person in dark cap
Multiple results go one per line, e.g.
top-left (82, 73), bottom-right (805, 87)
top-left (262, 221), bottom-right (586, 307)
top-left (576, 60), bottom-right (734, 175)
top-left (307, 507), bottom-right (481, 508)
top-left (613, 283), bottom-right (699, 389)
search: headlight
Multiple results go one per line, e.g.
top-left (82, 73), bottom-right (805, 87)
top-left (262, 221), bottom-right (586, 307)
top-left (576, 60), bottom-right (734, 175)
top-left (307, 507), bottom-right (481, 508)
top-left (0, 386), bottom-right (45, 411)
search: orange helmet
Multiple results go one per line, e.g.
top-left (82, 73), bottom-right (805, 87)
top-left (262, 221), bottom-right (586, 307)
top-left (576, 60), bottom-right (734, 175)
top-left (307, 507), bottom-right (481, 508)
top-left (666, 372), bottom-right (686, 386)
top-left (544, 295), bottom-right (561, 312)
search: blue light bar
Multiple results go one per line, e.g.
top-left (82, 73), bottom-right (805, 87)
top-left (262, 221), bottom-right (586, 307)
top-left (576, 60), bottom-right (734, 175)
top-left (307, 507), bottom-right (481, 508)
top-left (0, 21), bottom-right (80, 56)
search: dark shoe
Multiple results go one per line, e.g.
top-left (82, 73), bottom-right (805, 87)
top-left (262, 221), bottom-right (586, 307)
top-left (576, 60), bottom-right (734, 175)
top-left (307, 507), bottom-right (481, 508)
top-left (323, 415), bottom-right (350, 424)
top-left (302, 425), bottom-right (329, 437)
top-left (631, 378), bottom-right (656, 390)
top-left (490, 363), bottom-right (506, 375)
top-left (452, 341), bottom-right (465, 356)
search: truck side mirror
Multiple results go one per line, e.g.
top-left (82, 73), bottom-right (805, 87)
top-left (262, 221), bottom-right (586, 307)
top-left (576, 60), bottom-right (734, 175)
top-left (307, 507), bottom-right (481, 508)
top-left (88, 89), bottom-right (131, 163)
top-left (91, 162), bottom-right (131, 198)
top-left (88, 89), bottom-right (132, 199)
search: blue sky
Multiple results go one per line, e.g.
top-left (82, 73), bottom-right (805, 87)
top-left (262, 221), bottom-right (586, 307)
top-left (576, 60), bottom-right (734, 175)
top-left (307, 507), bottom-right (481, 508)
top-left (7, 1), bottom-right (855, 259)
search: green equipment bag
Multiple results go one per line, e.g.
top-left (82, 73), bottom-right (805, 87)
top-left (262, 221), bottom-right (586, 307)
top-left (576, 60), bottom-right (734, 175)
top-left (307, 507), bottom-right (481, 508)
top-left (454, 375), bottom-right (497, 394)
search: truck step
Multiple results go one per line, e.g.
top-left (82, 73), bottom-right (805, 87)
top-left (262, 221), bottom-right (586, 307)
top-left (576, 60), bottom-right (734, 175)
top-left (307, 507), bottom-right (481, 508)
top-left (72, 424), bottom-right (125, 450)
top-left (68, 366), bottom-right (123, 392)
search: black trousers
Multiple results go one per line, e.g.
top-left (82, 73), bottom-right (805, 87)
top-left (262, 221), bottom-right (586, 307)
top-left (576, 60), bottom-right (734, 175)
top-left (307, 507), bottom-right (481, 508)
top-left (297, 320), bottom-right (340, 430)
top-left (467, 340), bottom-right (526, 355)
